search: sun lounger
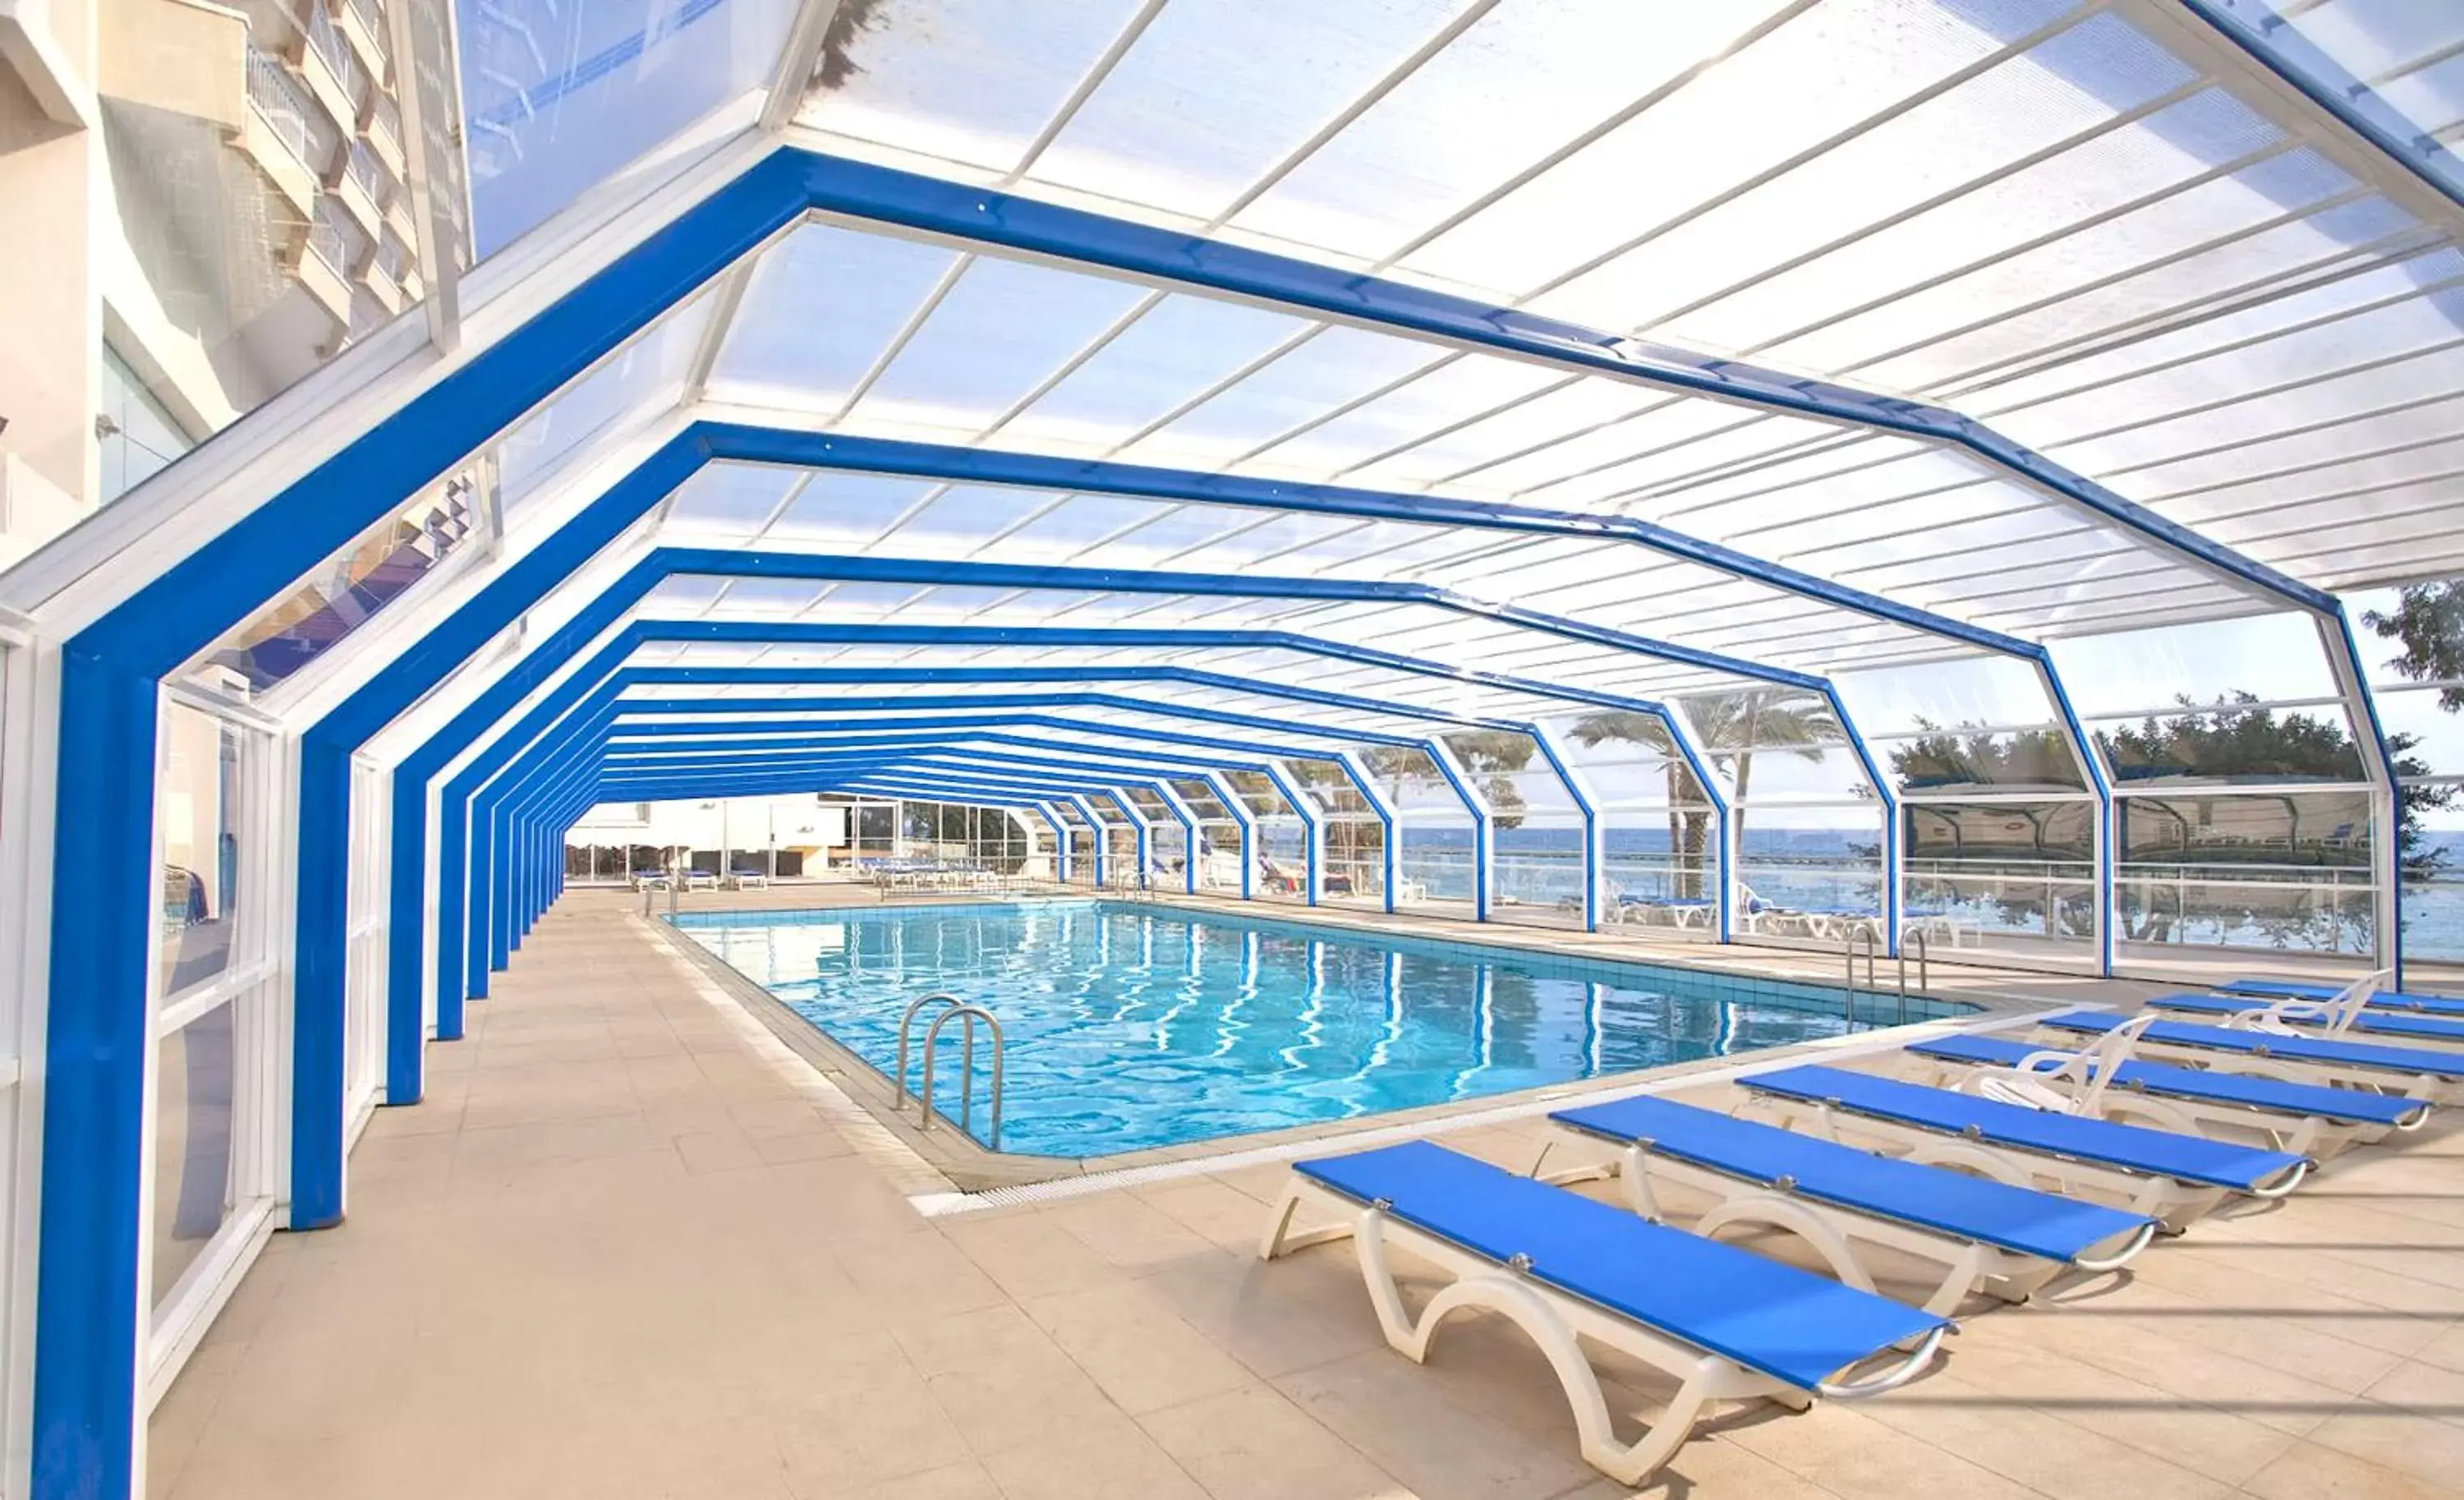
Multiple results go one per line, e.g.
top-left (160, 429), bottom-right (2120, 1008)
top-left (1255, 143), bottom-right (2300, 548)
top-left (2037, 1010), bottom-right (2464, 1102)
top-left (2221, 976), bottom-right (2464, 1017)
top-left (1547, 1095), bottom-right (2156, 1314)
top-left (1910, 1031), bottom-right (2427, 1159)
top-left (2153, 992), bottom-right (2464, 1048)
top-left (1260, 1140), bottom-right (1950, 1486)
top-left (1738, 1064), bottom-right (2310, 1231)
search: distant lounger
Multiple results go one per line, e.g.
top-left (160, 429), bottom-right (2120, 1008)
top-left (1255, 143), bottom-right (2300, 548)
top-left (1545, 1094), bottom-right (2157, 1315)
top-left (2036, 1010), bottom-right (2464, 1102)
top-left (1738, 1064), bottom-right (2310, 1231)
top-left (1260, 1140), bottom-right (1949, 1486)
top-left (2221, 975), bottom-right (2464, 1018)
top-left (2149, 979), bottom-right (2464, 1050)
top-left (1908, 1029), bottom-right (2427, 1160)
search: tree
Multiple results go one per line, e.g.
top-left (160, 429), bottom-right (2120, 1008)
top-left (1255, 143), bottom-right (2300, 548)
top-left (1439, 731), bottom-right (1537, 830)
top-left (1567, 690), bottom-right (1841, 896)
top-left (2365, 586), bottom-right (2464, 873)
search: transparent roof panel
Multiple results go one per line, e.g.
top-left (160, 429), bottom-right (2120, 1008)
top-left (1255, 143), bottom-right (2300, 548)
top-left (766, 0), bottom-right (2460, 606)
top-left (457, 0), bottom-right (798, 255)
top-left (2190, 0), bottom-right (2464, 197)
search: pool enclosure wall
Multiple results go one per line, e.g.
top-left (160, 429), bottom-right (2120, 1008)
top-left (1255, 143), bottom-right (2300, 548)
top-left (0, 2), bottom-right (2460, 1498)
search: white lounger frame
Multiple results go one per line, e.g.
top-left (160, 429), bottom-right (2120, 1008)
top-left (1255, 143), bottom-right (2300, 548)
top-left (1535, 1133), bottom-right (2156, 1317)
top-left (1741, 1090), bottom-right (2308, 1234)
top-left (1918, 1019), bottom-right (2421, 1161)
top-left (1258, 1171), bottom-right (1946, 1487)
top-left (2037, 1019), bottom-right (2464, 1106)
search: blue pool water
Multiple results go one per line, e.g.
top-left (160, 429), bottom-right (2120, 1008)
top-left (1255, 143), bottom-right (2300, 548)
top-left (673, 900), bottom-right (1971, 1157)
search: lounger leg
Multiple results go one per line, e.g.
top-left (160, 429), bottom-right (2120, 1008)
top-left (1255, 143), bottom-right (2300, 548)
top-left (1257, 1176), bottom-right (1360, 1260)
top-left (1898, 1139), bottom-right (2037, 1191)
top-left (1360, 1204), bottom-right (1743, 1488)
top-left (1692, 1192), bottom-right (1879, 1298)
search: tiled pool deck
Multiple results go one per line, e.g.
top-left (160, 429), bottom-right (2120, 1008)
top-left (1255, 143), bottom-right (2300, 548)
top-left (149, 883), bottom-right (2464, 1499)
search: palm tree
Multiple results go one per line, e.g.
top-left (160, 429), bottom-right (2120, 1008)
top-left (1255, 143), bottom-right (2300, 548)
top-left (1569, 691), bottom-right (1841, 898)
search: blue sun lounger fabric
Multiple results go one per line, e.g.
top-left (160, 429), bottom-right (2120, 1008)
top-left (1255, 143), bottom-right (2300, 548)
top-left (2153, 992), bottom-right (2464, 1044)
top-left (1551, 1094), bottom-right (2154, 1263)
top-left (2220, 978), bottom-right (2464, 1017)
top-left (2039, 1011), bottom-right (2464, 1080)
top-left (1294, 1140), bottom-right (1946, 1390)
top-left (1908, 1033), bottom-right (2426, 1129)
top-left (1738, 1065), bottom-right (2308, 1192)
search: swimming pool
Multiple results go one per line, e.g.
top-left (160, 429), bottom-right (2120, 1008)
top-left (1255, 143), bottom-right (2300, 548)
top-left (673, 900), bottom-right (1970, 1157)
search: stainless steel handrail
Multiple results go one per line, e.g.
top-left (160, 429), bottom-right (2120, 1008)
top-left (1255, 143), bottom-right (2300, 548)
top-left (894, 992), bottom-right (963, 1111)
top-left (1899, 926), bottom-right (1929, 1024)
top-left (1846, 926), bottom-right (1878, 1028)
top-left (919, 1004), bottom-right (1005, 1150)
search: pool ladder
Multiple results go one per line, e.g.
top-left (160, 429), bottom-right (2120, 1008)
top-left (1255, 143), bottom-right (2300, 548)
top-left (1844, 925), bottom-right (1928, 1028)
top-left (894, 992), bottom-right (1007, 1151)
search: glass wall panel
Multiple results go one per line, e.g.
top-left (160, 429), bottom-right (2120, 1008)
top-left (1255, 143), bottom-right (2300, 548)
top-left (1544, 711), bottom-right (1717, 931)
top-left (2089, 702), bottom-right (2370, 785)
top-left (1833, 656), bottom-right (2068, 738)
top-left (1903, 802), bottom-right (2096, 959)
top-left (195, 462), bottom-right (484, 695)
top-left (2048, 613), bottom-right (2343, 715)
top-left (158, 707), bottom-right (249, 1000)
top-left (151, 997), bottom-right (241, 1309)
top-left (2348, 581), bottom-right (2464, 974)
top-left (1871, 727), bottom-right (2085, 794)
top-left (2117, 791), bottom-right (2374, 955)
top-left (1736, 808), bottom-right (1887, 941)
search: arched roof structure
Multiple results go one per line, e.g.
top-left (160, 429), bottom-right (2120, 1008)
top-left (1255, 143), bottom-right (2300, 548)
top-left (0, 3), bottom-right (2457, 1494)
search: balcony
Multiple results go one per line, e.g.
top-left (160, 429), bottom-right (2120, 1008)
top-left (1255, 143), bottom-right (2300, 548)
top-left (241, 45), bottom-right (321, 219)
top-left (336, 0), bottom-right (388, 77)
top-left (298, 1), bottom-right (366, 129)
top-left (365, 94), bottom-right (407, 178)
top-left (300, 205), bottom-right (356, 326)
top-left (335, 140), bottom-right (388, 238)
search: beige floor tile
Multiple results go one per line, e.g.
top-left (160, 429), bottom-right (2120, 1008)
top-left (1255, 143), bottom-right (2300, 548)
top-left (832, 1232), bottom-right (1010, 1323)
top-left (1861, 1369), bottom-right (2231, 1500)
top-left (1717, 1400), bottom-right (2043, 1500)
top-left (977, 1411), bottom-right (1211, 1500)
top-left (1043, 1192), bottom-right (1219, 1272)
top-left (1023, 1283), bottom-right (1254, 1415)
top-left (941, 1212), bottom-right (1130, 1302)
top-left (2239, 1440), bottom-right (2464, 1500)
top-left (1138, 1383), bottom-right (1410, 1500)
top-left (2301, 1400), bottom-right (2464, 1491)
top-left (1271, 1350), bottom-right (1599, 1500)
top-left (894, 1304), bottom-right (1120, 1456)
top-left (1137, 1178), bottom-right (1281, 1253)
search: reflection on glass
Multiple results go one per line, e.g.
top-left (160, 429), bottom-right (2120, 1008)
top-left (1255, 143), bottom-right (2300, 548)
top-left (2094, 696), bottom-right (2367, 784)
top-left (2117, 791), bottom-right (2374, 954)
top-left (1879, 725), bottom-right (2084, 792)
top-left (194, 464), bottom-right (482, 692)
top-left (159, 709), bottom-right (246, 1000)
top-left (80, 12), bottom-right (443, 509)
top-left (1904, 802), bottom-right (2095, 946)
top-left (152, 1003), bottom-right (238, 1308)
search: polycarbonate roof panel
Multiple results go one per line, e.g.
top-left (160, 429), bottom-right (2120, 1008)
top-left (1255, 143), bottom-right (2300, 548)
top-left (620, 636), bottom-right (1653, 728)
top-left (690, 213), bottom-right (2263, 634)
top-left (2187, 0), bottom-right (2464, 198)
top-left (783, 0), bottom-right (2462, 595)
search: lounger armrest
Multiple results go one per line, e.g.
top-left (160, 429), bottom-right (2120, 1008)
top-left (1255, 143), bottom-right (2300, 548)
top-left (2246, 1156), bottom-right (2313, 1201)
top-left (2068, 1220), bottom-right (2159, 1273)
top-left (1815, 1323), bottom-right (1950, 1400)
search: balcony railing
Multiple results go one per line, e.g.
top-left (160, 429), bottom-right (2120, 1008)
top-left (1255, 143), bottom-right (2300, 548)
top-left (370, 94), bottom-right (402, 155)
top-left (245, 44), bottom-right (319, 165)
top-left (347, 140), bottom-right (392, 209)
top-left (306, 2), bottom-right (368, 108)
top-left (344, 0), bottom-right (389, 64)
top-left (373, 232), bottom-right (408, 281)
